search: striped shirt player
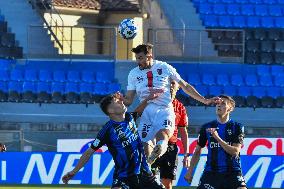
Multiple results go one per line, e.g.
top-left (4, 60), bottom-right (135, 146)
top-left (184, 95), bottom-right (247, 189)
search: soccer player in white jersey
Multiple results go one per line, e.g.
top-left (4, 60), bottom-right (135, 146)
top-left (119, 44), bottom-right (220, 165)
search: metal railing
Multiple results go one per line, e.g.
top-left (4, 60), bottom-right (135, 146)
top-left (149, 28), bottom-right (245, 63)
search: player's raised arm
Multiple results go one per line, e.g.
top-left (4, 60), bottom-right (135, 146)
top-left (62, 147), bottom-right (95, 184)
top-left (178, 79), bottom-right (221, 105)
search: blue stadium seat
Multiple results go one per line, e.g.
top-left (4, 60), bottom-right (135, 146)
top-left (238, 86), bottom-right (251, 97)
top-left (271, 65), bottom-right (283, 76)
top-left (208, 85), bottom-right (223, 96)
top-left (227, 4), bottom-right (240, 15)
top-left (263, 0), bottom-right (276, 4)
top-left (222, 0), bottom-right (235, 3)
top-left (80, 82), bottom-right (93, 93)
top-left (51, 82), bottom-right (65, 103)
top-left (245, 74), bottom-right (259, 86)
top-left (194, 85), bottom-right (208, 96)
top-left (235, 0), bottom-right (249, 3)
top-left (259, 75), bottom-right (273, 86)
top-left (53, 70), bottom-right (66, 82)
top-left (218, 16), bottom-right (232, 27)
top-left (247, 17), bottom-right (261, 28)
top-left (275, 17), bottom-right (284, 28)
top-left (67, 71), bottom-right (80, 83)
top-left (0, 70), bottom-right (9, 81)
top-left (93, 82), bottom-right (108, 95)
top-left (213, 4), bottom-right (227, 15)
top-left (108, 83), bottom-right (121, 94)
top-left (65, 82), bottom-right (79, 103)
top-left (0, 59), bottom-right (12, 70)
top-left (65, 82), bottom-right (79, 93)
top-left (202, 74), bottom-right (215, 85)
top-left (249, 0), bottom-right (263, 4)
top-left (274, 75), bottom-right (284, 87)
top-left (24, 69), bottom-right (37, 82)
top-left (39, 70), bottom-right (52, 82)
top-left (216, 74), bottom-right (229, 86)
top-left (192, 0), bottom-right (208, 3)
top-left (207, 0), bottom-right (221, 3)
top-left (256, 65), bottom-right (270, 76)
top-left (261, 17), bottom-right (275, 28)
top-left (202, 15), bottom-right (218, 27)
top-left (80, 82), bottom-right (93, 104)
top-left (232, 16), bottom-right (246, 28)
top-left (278, 0), bottom-right (284, 4)
top-left (268, 5), bottom-right (282, 16)
top-left (96, 72), bottom-right (112, 83)
top-left (231, 74), bottom-right (244, 86)
top-left (0, 81), bottom-right (7, 92)
top-left (199, 4), bottom-right (212, 14)
top-left (37, 82), bottom-right (51, 103)
top-left (188, 74), bottom-right (201, 86)
top-left (252, 86), bottom-right (266, 98)
top-left (8, 81), bottom-right (22, 102)
top-left (267, 87), bottom-right (281, 98)
top-left (241, 4), bottom-right (255, 16)
top-left (10, 69), bottom-right (23, 81)
top-left (22, 81), bottom-right (36, 102)
top-left (223, 86), bottom-right (237, 96)
top-left (82, 71), bottom-right (95, 83)
top-left (255, 5), bottom-right (268, 16)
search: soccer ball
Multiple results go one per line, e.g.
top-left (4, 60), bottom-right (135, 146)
top-left (118, 18), bottom-right (138, 40)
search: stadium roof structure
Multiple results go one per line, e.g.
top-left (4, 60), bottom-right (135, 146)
top-left (52, 0), bottom-right (141, 12)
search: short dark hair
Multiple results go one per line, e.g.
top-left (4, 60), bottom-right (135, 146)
top-left (219, 94), bottom-right (235, 109)
top-left (100, 95), bottom-right (114, 115)
top-left (131, 43), bottom-right (153, 55)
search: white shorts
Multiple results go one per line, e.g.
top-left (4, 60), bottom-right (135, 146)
top-left (138, 103), bottom-right (175, 145)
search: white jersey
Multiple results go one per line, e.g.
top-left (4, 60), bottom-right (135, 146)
top-left (127, 60), bottom-right (181, 106)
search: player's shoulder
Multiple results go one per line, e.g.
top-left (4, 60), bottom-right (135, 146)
top-left (129, 66), bottom-right (141, 76)
top-left (154, 60), bottom-right (171, 67)
top-left (230, 120), bottom-right (244, 129)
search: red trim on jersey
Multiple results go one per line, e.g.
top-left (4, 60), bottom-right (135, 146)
top-left (169, 99), bottom-right (188, 144)
top-left (146, 71), bottom-right (153, 88)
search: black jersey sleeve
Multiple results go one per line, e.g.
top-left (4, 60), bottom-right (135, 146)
top-left (197, 125), bottom-right (207, 148)
top-left (232, 123), bottom-right (245, 145)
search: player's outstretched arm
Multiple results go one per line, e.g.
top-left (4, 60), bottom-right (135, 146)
top-left (62, 147), bottom-right (95, 184)
top-left (184, 145), bottom-right (202, 184)
top-left (178, 79), bottom-right (221, 105)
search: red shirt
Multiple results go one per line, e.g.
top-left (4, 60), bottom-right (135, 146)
top-left (169, 99), bottom-right (188, 144)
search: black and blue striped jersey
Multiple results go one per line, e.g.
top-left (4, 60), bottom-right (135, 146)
top-left (91, 113), bottom-right (149, 178)
top-left (197, 119), bottom-right (245, 173)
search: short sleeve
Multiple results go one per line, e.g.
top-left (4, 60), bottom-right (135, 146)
top-left (177, 104), bottom-right (188, 127)
top-left (232, 123), bottom-right (245, 145)
top-left (127, 70), bottom-right (136, 91)
top-left (90, 127), bottom-right (107, 151)
top-left (197, 126), bottom-right (207, 148)
top-left (166, 63), bottom-right (182, 82)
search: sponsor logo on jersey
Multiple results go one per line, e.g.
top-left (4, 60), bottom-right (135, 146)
top-left (157, 68), bottom-right (162, 75)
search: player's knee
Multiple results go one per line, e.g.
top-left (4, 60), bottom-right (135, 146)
top-left (156, 129), bottom-right (171, 140)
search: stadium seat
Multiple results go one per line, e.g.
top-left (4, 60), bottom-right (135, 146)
top-left (202, 74), bottom-right (215, 85)
top-left (261, 87), bottom-right (278, 108)
top-left (275, 17), bottom-right (284, 28)
top-left (199, 4), bottom-right (212, 15)
top-left (252, 86), bottom-right (266, 98)
top-left (256, 65), bottom-right (270, 76)
top-left (267, 87), bottom-right (281, 98)
top-left (259, 75), bottom-right (273, 86)
top-left (275, 41), bottom-right (284, 53)
top-left (0, 70), bottom-right (9, 81)
top-left (10, 69), bottom-right (23, 81)
top-left (222, 0), bottom-right (235, 3)
top-left (213, 4), bottom-right (227, 15)
top-left (232, 16), bottom-right (246, 28)
top-left (211, 31), bottom-right (224, 41)
top-left (80, 82), bottom-right (93, 104)
top-left (271, 65), bottom-right (283, 76)
top-left (0, 81), bottom-right (7, 101)
top-left (268, 30), bottom-right (281, 40)
top-left (1, 33), bottom-right (15, 47)
top-left (53, 70), bottom-right (66, 82)
top-left (245, 74), bottom-right (259, 86)
top-left (238, 86), bottom-right (252, 97)
top-left (268, 5), bottom-right (282, 16)
top-left (275, 52), bottom-right (284, 64)
top-left (246, 41), bottom-right (259, 52)
top-left (223, 86), bottom-right (237, 96)
top-left (208, 85), bottom-right (223, 97)
top-left (227, 4), bottom-right (240, 15)
top-left (65, 82), bottom-right (79, 104)
top-left (260, 52), bottom-right (274, 64)
top-left (236, 0), bottom-right (249, 3)
top-left (245, 30), bottom-right (254, 40)
top-left (274, 75), bottom-right (284, 87)
top-left (261, 41), bottom-right (274, 52)
top-left (263, 0), bottom-right (276, 4)
top-left (37, 82), bottom-right (51, 103)
top-left (108, 83), bottom-right (121, 94)
top-left (249, 0), bottom-right (263, 4)
top-left (93, 82), bottom-right (108, 103)
top-left (24, 69), bottom-right (37, 82)
top-left (190, 85), bottom-right (208, 106)
top-left (247, 16), bottom-right (261, 28)
top-left (231, 74), bottom-right (244, 86)
top-left (203, 15), bottom-right (218, 27)
top-left (241, 5), bottom-right (255, 16)
top-left (39, 70), bottom-right (52, 82)
top-left (254, 30), bottom-right (267, 40)
top-left (216, 74), bottom-right (229, 86)
top-left (233, 95), bottom-right (246, 107)
top-left (188, 74), bottom-right (201, 86)
top-left (22, 81), bottom-right (36, 102)
top-left (278, 0), bottom-right (284, 4)
top-left (51, 82), bottom-right (65, 103)
top-left (218, 16), bottom-right (232, 27)
top-left (82, 71), bottom-right (95, 83)
top-left (67, 71), bottom-right (80, 83)
top-left (96, 72), bottom-right (112, 83)
top-left (255, 5), bottom-right (268, 16)
top-left (8, 81), bottom-right (22, 102)
top-left (275, 96), bottom-right (284, 108)
top-left (225, 31), bottom-right (241, 40)
top-left (245, 52), bottom-right (260, 64)
top-left (261, 17), bottom-right (274, 28)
